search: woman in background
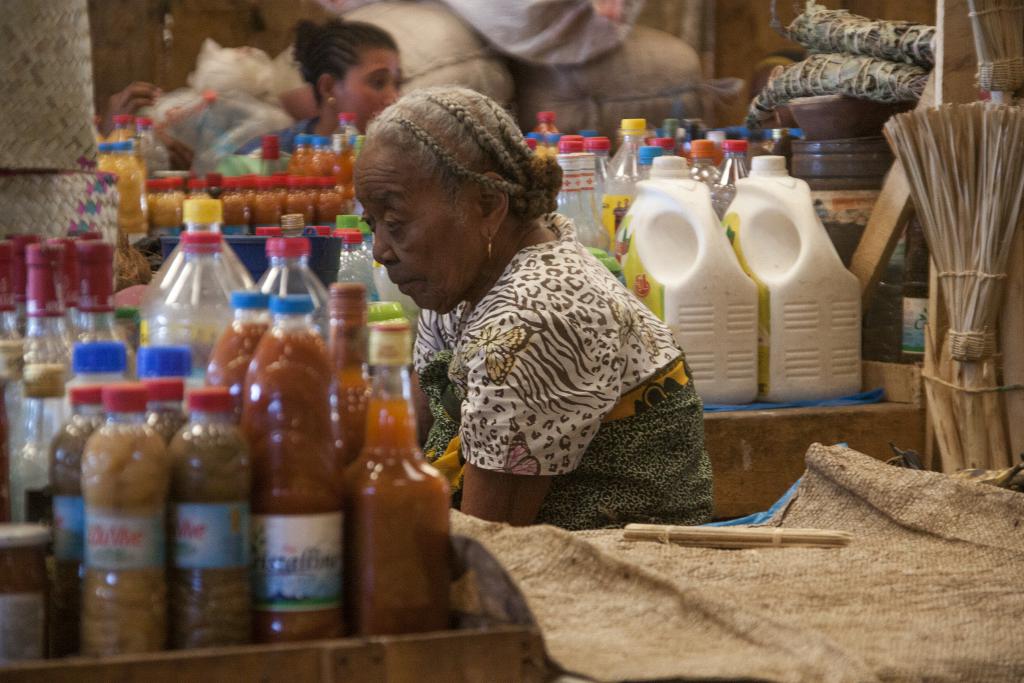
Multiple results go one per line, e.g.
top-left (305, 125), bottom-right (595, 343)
top-left (237, 18), bottom-right (400, 153)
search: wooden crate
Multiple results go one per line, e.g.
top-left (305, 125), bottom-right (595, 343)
top-left (1, 626), bottom-right (547, 683)
top-left (705, 402), bottom-right (925, 519)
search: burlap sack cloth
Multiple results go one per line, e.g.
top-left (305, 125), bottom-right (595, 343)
top-left (454, 443), bottom-right (1024, 681)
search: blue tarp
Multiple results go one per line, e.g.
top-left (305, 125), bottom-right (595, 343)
top-left (703, 388), bottom-right (885, 413)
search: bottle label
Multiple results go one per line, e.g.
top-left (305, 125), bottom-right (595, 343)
top-left (601, 193), bottom-right (632, 249)
top-left (173, 502), bottom-right (250, 569)
top-left (53, 495), bottom-right (85, 561)
top-left (622, 229), bottom-right (665, 321)
top-left (902, 297), bottom-right (928, 354)
top-left (85, 508), bottom-right (165, 570)
top-left (251, 513), bottom-right (342, 612)
top-left (0, 593), bottom-right (44, 661)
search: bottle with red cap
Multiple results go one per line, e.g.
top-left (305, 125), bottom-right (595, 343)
top-left (261, 135), bottom-right (281, 177)
top-left (142, 231), bottom-right (241, 381)
top-left (0, 241), bottom-right (17, 523)
top-left (81, 383), bottom-right (169, 655)
top-left (556, 137), bottom-right (608, 251)
top-left (143, 377), bottom-right (187, 444)
top-left (258, 237), bottom-right (330, 337)
top-left (46, 238), bottom-right (79, 336)
top-left (187, 177), bottom-right (209, 200)
top-left (712, 139), bottom-right (749, 219)
top-left (584, 136), bottom-right (611, 199)
top-left (135, 116), bottom-right (169, 174)
top-left (49, 384), bottom-right (105, 656)
top-left (168, 386), bottom-right (251, 648)
top-left (108, 114), bottom-right (135, 145)
top-left (10, 234), bottom-right (40, 334)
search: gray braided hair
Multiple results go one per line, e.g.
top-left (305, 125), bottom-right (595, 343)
top-left (365, 87), bottom-right (562, 221)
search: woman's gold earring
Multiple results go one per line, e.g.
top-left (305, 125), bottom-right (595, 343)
top-left (487, 239), bottom-right (492, 262)
top-left (328, 97), bottom-right (337, 107)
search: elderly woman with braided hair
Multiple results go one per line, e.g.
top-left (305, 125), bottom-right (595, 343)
top-left (238, 18), bottom-right (400, 154)
top-left (357, 87), bottom-right (712, 530)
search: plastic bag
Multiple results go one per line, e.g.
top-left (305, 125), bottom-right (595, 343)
top-left (152, 89), bottom-right (292, 175)
top-left (188, 39), bottom-right (278, 104)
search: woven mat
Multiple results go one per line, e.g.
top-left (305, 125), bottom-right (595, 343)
top-left (453, 444), bottom-right (1024, 682)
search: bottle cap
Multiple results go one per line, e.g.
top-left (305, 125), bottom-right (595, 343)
top-left (368, 321), bottom-right (411, 366)
top-left (577, 129), bottom-right (599, 138)
top-left (336, 215), bottom-right (360, 230)
top-left (524, 137), bottom-right (537, 151)
top-left (558, 139), bottom-right (584, 154)
top-left (280, 214), bottom-right (305, 234)
top-left (188, 387), bottom-right (232, 413)
top-left (537, 111), bottom-right (556, 124)
top-left (109, 140), bottom-right (134, 153)
top-left (102, 383), bottom-right (149, 413)
top-left (97, 142), bottom-right (112, 153)
top-left (266, 237), bottom-right (310, 258)
top-left (144, 377), bottom-right (184, 403)
top-left (690, 139), bottom-right (715, 159)
top-left (137, 345), bottom-right (192, 378)
top-left (654, 137), bottom-right (676, 152)
top-left (584, 137), bottom-right (610, 152)
top-left (286, 175), bottom-right (306, 188)
top-left (205, 173), bottom-right (223, 189)
top-left (187, 178), bottom-right (207, 191)
top-left (0, 241), bottom-right (12, 311)
top-left (166, 177), bottom-right (185, 191)
top-left (181, 231), bottom-right (222, 253)
top-left (261, 135), bottom-right (280, 160)
top-left (620, 118), bottom-right (647, 132)
top-left (136, 116), bottom-right (153, 127)
top-left (650, 156), bottom-right (689, 179)
top-left (11, 234), bottom-right (41, 303)
top-left (115, 306), bottom-right (139, 322)
top-left (72, 341), bottom-right (127, 374)
top-left (525, 132), bottom-right (543, 141)
top-left (255, 226), bottom-right (283, 237)
top-left (145, 179), bottom-right (163, 191)
top-left (295, 134), bottom-right (312, 147)
top-left (340, 230), bottom-right (363, 245)
top-left (69, 385), bottom-right (103, 406)
top-left (221, 177), bottom-right (241, 190)
top-left (270, 294), bottom-right (315, 315)
top-left (183, 198), bottom-right (222, 223)
top-left (368, 301), bottom-right (406, 324)
top-left (304, 225), bottom-right (331, 237)
top-left (231, 290), bottom-right (270, 310)
top-left (316, 176), bottom-right (335, 188)
top-left (46, 238), bottom-right (78, 309)
top-left (749, 155), bottom-right (788, 177)
top-left (313, 135), bottom-right (331, 148)
top-left (544, 133), bottom-right (561, 146)
top-left (112, 114), bottom-right (134, 126)
top-left (255, 176), bottom-right (277, 190)
top-left (638, 146), bottom-right (663, 166)
top-left (722, 139), bottom-right (748, 153)
top-left (25, 243), bottom-right (64, 317)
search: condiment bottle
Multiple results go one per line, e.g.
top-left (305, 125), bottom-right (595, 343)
top-left (288, 134), bottom-right (313, 176)
top-left (328, 283), bottom-right (369, 473)
top-left (346, 321), bottom-right (450, 635)
top-left (220, 177), bottom-right (251, 235)
top-left (50, 385), bottom-right (105, 657)
top-left (144, 378), bottom-right (187, 444)
top-left (206, 291), bottom-right (271, 418)
top-left (242, 294), bottom-right (342, 642)
top-left (81, 383), bottom-right (170, 655)
top-left (285, 175), bottom-right (316, 226)
top-left (310, 135), bottom-right (335, 177)
top-left (100, 141), bottom-right (148, 240)
top-left (15, 243), bottom-right (72, 524)
top-left (252, 176), bottom-right (284, 228)
top-left (168, 387), bottom-right (251, 649)
top-left (0, 523), bottom-right (49, 662)
top-left (187, 178), bottom-right (209, 200)
top-left (315, 177), bottom-right (344, 225)
top-left (258, 237), bottom-right (330, 338)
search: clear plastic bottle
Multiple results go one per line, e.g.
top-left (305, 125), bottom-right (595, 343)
top-left (135, 117), bottom-right (170, 175)
top-left (141, 199), bottom-right (253, 349)
top-left (712, 139), bottom-right (750, 219)
top-left (0, 242), bottom-right (22, 511)
top-left (107, 114), bottom-right (135, 144)
top-left (14, 243), bottom-right (72, 524)
top-left (49, 385), bottom-right (105, 657)
top-left (168, 387), bottom-right (251, 649)
top-left (99, 141), bottom-right (148, 241)
top-left (143, 378), bottom-right (187, 445)
top-left (611, 146), bottom-right (662, 260)
top-left (637, 145), bottom-right (663, 181)
top-left (76, 241), bottom-right (136, 374)
top-left (81, 383), bottom-right (169, 655)
top-left (11, 234), bottom-right (41, 335)
top-left (142, 232), bottom-right (238, 382)
top-left (584, 136), bottom-right (610, 200)
top-left (47, 238), bottom-right (79, 337)
top-left (602, 118), bottom-right (647, 247)
top-left (689, 139), bottom-right (721, 189)
top-left (258, 237), bottom-right (330, 337)
top-left (556, 139), bottom-right (608, 251)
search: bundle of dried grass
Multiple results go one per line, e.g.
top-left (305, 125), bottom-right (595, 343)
top-left (747, 53), bottom-right (929, 128)
top-left (967, 0), bottom-right (1024, 101)
top-left (773, 0), bottom-right (936, 68)
top-left (885, 103), bottom-right (1024, 471)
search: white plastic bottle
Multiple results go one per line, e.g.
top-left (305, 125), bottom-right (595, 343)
top-left (601, 118), bottom-right (647, 248)
top-left (622, 156), bottom-right (758, 405)
top-left (724, 156), bottom-right (861, 402)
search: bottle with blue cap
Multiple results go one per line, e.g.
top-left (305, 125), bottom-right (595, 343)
top-left (137, 345), bottom-right (193, 381)
top-left (207, 291), bottom-right (271, 417)
top-left (288, 133), bottom-right (314, 176)
top-left (241, 293), bottom-right (341, 641)
top-left (68, 341), bottom-right (129, 388)
top-left (637, 145), bottom-right (664, 181)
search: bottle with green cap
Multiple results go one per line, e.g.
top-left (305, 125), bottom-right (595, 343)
top-left (601, 118), bottom-right (648, 258)
top-left (335, 215), bottom-right (378, 301)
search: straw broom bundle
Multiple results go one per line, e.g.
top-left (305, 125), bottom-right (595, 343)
top-left (967, 0), bottom-right (1024, 102)
top-left (885, 103), bottom-right (1024, 472)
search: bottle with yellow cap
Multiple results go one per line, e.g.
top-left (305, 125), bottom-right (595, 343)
top-left (344, 321), bottom-right (449, 636)
top-left (139, 198), bottom-right (254, 353)
top-left (601, 118), bottom-right (648, 256)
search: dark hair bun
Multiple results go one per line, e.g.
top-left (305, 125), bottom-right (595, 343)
top-left (512, 154), bottom-right (562, 220)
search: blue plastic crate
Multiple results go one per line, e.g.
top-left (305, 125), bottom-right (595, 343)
top-left (160, 235), bottom-right (342, 286)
